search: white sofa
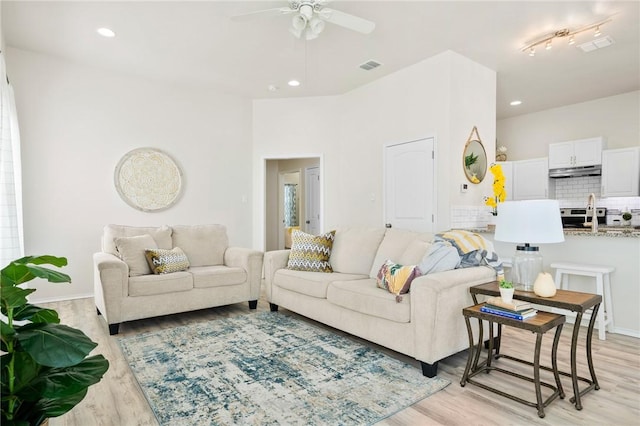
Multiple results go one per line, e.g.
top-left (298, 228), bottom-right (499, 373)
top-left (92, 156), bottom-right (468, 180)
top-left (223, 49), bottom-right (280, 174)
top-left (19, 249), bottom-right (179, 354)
top-left (94, 224), bottom-right (263, 335)
top-left (263, 227), bottom-right (497, 377)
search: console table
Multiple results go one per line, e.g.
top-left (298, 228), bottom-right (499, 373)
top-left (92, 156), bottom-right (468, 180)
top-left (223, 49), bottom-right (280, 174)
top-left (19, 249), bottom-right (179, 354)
top-left (461, 304), bottom-right (565, 418)
top-left (470, 281), bottom-right (602, 410)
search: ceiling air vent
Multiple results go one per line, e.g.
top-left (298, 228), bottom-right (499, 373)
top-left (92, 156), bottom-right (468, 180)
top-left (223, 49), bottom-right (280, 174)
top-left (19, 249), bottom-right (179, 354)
top-left (578, 36), bottom-right (615, 53)
top-left (359, 60), bottom-right (383, 71)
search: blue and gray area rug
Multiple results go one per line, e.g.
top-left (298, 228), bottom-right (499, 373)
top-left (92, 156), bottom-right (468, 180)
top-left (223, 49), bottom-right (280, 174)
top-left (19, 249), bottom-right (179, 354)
top-left (118, 312), bottom-right (449, 425)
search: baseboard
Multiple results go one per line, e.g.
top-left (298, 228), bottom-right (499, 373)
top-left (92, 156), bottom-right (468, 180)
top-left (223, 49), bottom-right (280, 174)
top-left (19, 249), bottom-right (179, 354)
top-left (612, 327), bottom-right (640, 338)
top-left (29, 293), bottom-right (94, 304)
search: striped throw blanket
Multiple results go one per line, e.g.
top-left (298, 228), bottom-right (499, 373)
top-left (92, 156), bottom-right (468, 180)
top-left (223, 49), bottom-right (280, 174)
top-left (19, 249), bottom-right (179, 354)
top-left (435, 230), bottom-right (504, 280)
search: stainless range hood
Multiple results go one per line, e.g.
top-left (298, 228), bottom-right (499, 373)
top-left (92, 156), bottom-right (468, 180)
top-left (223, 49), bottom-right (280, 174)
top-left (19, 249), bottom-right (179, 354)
top-left (549, 164), bottom-right (602, 178)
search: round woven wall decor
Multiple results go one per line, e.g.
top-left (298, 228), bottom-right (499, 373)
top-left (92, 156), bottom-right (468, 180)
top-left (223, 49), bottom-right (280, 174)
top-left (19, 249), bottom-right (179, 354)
top-left (114, 148), bottom-right (183, 212)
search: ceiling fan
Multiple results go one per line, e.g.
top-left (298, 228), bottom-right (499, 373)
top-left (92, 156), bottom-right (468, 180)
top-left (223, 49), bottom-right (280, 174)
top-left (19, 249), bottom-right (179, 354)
top-left (231, 1), bottom-right (376, 40)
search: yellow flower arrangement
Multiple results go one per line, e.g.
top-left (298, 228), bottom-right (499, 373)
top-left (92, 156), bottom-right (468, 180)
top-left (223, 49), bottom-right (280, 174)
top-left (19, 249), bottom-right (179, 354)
top-left (484, 163), bottom-right (507, 215)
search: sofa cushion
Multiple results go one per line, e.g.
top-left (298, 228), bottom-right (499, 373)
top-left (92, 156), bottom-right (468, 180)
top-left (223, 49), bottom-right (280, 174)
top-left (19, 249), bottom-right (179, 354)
top-left (190, 265), bottom-right (247, 288)
top-left (114, 234), bottom-right (158, 276)
top-left (145, 247), bottom-right (190, 274)
top-left (286, 230), bottom-right (335, 272)
top-left (103, 224), bottom-right (172, 256)
top-left (398, 239), bottom-right (432, 266)
top-left (375, 259), bottom-right (419, 297)
top-left (369, 228), bottom-right (433, 278)
top-left (128, 271), bottom-right (193, 296)
top-left (274, 269), bottom-right (367, 299)
top-left (329, 228), bottom-right (386, 275)
top-left (327, 279), bottom-right (411, 323)
top-left (172, 224), bottom-right (228, 267)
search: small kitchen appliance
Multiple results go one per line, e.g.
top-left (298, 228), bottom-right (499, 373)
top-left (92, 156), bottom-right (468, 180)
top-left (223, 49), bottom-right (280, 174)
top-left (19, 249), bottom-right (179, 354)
top-left (560, 207), bottom-right (606, 228)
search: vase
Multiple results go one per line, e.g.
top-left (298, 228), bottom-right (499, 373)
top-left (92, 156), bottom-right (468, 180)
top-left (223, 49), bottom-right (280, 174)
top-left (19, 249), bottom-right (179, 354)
top-left (487, 214), bottom-right (497, 231)
top-left (500, 287), bottom-right (514, 304)
top-left (533, 272), bottom-right (557, 297)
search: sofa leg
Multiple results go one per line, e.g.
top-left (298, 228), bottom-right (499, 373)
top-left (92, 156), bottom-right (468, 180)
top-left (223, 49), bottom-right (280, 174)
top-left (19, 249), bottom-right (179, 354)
top-left (269, 303), bottom-right (279, 312)
top-left (420, 361), bottom-right (438, 378)
top-left (108, 323), bottom-right (120, 335)
top-left (96, 307), bottom-right (102, 316)
top-left (248, 300), bottom-right (258, 309)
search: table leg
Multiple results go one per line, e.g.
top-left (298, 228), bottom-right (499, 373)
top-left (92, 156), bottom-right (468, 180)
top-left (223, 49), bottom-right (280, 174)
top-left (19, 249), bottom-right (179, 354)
top-left (534, 332), bottom-right (545, 418)
top-left (552, 323), bottom-right (565, 399)
top-left (586, 303), bottom-right (601, 391)
top-left (486, 320), bottom-right (494, 370)
top-left (472, 318), bottom-right (484, 372)
top-left (461, 315), bottom-right (475, 386)
top-left (570, 311), bottom-right (583, 410)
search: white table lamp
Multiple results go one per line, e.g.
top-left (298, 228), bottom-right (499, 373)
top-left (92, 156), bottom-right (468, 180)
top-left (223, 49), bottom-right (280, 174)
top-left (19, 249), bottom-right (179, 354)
top-left (494, 200), bottom-right (565, 290)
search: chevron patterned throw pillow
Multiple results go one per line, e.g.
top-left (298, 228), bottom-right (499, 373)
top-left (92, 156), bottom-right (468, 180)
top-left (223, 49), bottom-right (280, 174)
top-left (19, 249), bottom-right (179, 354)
top-left (286, 230), bottom-right (336, 273)
top-left (145, 247), bottom-right (190, 274)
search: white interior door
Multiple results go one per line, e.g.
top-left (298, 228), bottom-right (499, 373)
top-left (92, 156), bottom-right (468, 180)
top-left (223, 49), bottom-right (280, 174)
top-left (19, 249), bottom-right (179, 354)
top-left (305, 167), bottom-right (321, 235)
top-left (384, 137), bottom-right (435, 232)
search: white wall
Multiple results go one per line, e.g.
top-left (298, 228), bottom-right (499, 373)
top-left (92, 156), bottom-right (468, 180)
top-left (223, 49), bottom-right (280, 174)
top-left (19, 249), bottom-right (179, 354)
top-left (497, 91), bottom-right (640, 161)
top-left (253, 51), bottom-right (496, 248)
top-left (7, 48), bottom-right (254, 302)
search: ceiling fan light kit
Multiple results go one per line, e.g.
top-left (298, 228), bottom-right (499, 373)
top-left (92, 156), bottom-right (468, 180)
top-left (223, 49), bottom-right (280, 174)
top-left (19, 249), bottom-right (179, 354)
top-left (522, 17), bottom-right (612, 56)
top-left (232, 0), bottom-right (375, 41)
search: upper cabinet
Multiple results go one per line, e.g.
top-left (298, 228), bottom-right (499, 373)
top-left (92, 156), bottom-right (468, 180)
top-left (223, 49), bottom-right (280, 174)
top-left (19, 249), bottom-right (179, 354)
top-left (601, 147), bottom-right (640, 197)
top-left (513, 158), bottom-right (550, 200)
top-left (548, 137), bottom-right (605, 169)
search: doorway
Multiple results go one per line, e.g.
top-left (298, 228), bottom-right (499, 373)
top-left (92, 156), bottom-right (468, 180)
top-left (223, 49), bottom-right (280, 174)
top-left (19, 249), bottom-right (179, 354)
top-left (265, 157), bottom-right (322, 251)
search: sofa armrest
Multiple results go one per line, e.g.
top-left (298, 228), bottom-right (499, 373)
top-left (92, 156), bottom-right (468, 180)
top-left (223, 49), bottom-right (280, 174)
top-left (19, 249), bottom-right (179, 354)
top-left (262, 250), bottom-right (290, 301)
top-left (410, 266), bottom-right (496, 364)
top-left (224, 247), bottom-right (264, 300)
top-left (93, 252), bottom-right (129, 325)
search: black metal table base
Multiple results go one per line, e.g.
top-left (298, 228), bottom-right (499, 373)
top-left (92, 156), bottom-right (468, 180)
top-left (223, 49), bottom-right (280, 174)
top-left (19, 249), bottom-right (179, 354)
top-left (461, 312), bottom-right (565, 418)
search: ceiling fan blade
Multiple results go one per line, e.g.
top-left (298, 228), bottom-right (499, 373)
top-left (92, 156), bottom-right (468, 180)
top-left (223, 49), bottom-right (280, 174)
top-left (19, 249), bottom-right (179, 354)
top-left (230, 7), bottom-right (295, 22)
top-left (319, 8), bottom-right (375, 34)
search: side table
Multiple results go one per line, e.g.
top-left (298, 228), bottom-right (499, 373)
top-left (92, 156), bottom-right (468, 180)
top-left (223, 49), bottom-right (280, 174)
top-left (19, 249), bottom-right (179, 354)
top-left (461, 304), bottom-right (565, 418)
top-left (470, 281), bottom-right (602, 410)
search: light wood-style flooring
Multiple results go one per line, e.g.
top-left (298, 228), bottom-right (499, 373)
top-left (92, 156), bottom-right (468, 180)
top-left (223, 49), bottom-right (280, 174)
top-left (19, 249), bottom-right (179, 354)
top-left (45, 297), bottom-right (640, 426)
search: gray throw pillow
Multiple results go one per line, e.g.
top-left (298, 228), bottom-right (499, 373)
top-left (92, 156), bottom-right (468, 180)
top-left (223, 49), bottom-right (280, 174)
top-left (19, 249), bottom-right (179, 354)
top-left (417, 241), bottom-right (461, 275)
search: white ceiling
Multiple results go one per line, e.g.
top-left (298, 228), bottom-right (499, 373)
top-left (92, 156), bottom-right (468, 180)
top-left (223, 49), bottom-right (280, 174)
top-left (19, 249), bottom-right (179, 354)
top-left (3, 1), bottom-right (639, 119)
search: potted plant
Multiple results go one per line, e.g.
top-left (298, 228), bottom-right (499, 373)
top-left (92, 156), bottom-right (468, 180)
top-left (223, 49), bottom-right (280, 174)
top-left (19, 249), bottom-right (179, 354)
top-left (499, 279), bottom-right (514, 303)
top-left (622, 211), bottom-right (632, 226)
top-left (1, 255), bottom-right (109, 426)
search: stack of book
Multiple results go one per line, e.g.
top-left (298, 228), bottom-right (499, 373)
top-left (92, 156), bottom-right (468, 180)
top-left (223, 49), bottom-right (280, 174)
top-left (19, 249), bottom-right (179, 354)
top-left (480, 296), bottom-right (537, 320)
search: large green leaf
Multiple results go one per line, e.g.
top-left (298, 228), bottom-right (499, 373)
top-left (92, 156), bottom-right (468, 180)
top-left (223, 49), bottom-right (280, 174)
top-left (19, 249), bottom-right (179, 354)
top-left (16, 323), bottom-right (97, 368)
top-left (12, 304), bottom-right (60, 324)
top-left (32, 388), bottom-right (88, 419)
top-left (1, 256), bottom-right (70, 286)
top-left (27, 355), bottom-right (109, 399)
top-left (1, 286), bottom-right (36, 311)
top-left (0, 352), bottom-right (41, 399)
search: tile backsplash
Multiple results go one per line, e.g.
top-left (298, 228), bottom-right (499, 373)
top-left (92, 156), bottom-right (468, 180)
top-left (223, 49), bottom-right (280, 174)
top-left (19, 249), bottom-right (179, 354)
top-left (451, 175), bottom-right (640, 229)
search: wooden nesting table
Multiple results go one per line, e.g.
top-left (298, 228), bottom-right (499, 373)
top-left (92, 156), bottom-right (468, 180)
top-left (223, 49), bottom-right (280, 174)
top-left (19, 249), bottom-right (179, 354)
top-left (461, 304), bottom-right (566, 418)
top-left (469, 282), bottom-right (602, 411)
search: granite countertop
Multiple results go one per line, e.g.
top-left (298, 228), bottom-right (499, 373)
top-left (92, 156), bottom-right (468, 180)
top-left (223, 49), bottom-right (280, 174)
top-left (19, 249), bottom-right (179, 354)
top-left (469, 226), bottom-right (640, 238)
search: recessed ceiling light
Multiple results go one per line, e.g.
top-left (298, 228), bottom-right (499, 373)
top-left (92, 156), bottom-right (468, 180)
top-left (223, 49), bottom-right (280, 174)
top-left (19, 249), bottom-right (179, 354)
top-left (97, 27), bottom-right (116, 38)
top-left (288, 80), bottom-right (301, 87)
top-left (510, 100), bottom-right (522, 106)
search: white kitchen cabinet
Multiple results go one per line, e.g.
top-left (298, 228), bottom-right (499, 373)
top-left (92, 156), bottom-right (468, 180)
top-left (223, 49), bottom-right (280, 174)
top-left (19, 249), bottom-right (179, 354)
top-left (548, 137), bottom-right (605, 169)
top-left (513, 158), bottom-right (550, 200)
top-left (496, 161), bottom-right (513, 201)
top-left (601, 147), bottom-right (640, 197)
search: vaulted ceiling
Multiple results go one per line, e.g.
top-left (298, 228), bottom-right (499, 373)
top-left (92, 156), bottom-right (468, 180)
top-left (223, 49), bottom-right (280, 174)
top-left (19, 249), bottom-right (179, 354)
top-left (4, 1), bottom-right (639, 119)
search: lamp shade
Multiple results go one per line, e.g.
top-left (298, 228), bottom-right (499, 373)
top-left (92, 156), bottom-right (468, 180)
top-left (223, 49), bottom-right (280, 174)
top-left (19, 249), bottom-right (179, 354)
top-left (494, 200), bottom-right (565, 244)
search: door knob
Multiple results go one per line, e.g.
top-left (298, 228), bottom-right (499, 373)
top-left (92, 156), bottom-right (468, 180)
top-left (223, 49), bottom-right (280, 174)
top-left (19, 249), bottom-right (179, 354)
top-left (306, 220), bottom-right (310, 224)
top-left (385, 223), bottom-right (392, 228)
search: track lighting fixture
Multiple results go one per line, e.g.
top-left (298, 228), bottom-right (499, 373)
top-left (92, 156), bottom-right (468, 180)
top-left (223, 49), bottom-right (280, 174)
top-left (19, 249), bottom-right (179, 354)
top-left (521, 18), bottom-right (611, 55)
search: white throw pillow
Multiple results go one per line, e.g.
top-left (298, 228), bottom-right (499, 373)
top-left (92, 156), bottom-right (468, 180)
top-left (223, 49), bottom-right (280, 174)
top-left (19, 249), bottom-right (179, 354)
top-left (114, 234), bottom-right (158, 276)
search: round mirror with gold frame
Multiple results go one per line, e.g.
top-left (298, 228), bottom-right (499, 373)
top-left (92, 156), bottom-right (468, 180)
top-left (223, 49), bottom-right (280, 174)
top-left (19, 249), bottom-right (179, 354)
top-left (463, 126), bottom-right (487, 184)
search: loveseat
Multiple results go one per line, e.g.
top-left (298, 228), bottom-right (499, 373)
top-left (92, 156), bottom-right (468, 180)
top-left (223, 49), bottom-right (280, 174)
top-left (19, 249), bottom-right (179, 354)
top-left (94, 224), bottom-right (263, 335)
top-left (263, 227), bottom-right (497, 377)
